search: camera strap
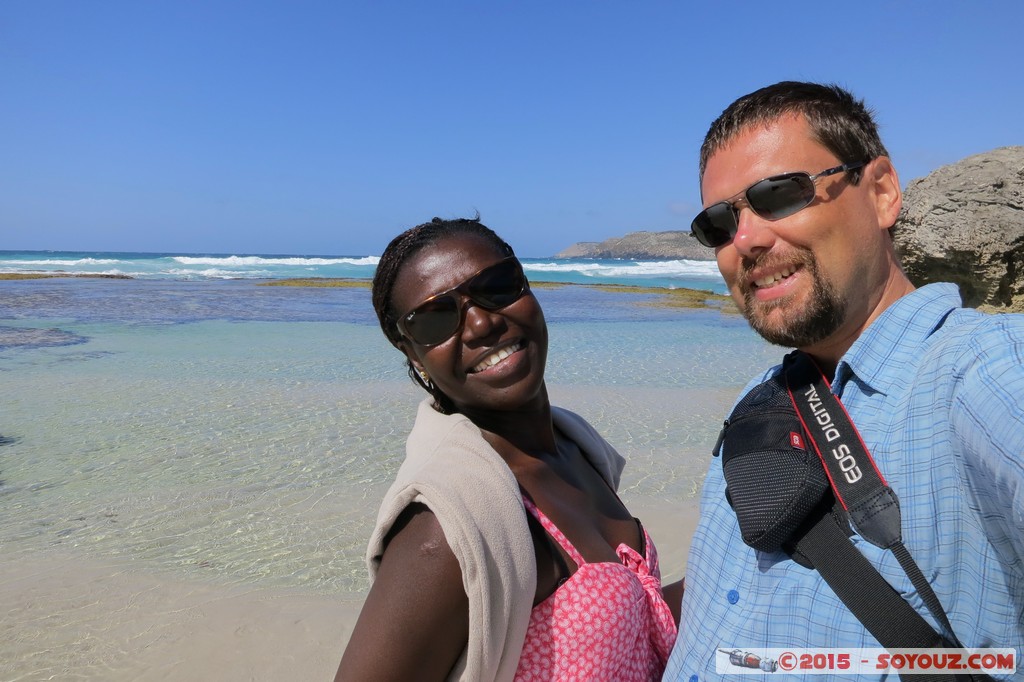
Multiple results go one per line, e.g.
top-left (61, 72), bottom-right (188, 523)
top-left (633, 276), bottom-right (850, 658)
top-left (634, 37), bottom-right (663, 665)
top-left (782, 351), bottom-right (960, 646)
top-left (718, 351), bottom-right (991, 680)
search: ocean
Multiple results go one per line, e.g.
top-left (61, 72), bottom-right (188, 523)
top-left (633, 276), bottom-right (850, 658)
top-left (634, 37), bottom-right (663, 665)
top-left (0, 250), bottom-right (780, 674)
top-left (0, 250), bottom-right (728, 291)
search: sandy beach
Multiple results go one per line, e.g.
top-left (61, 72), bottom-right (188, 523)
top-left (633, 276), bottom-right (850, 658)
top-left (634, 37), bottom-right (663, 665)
top-left (0, 273), bottom-right (774, 681)
top-left (0, 499), bottom-right (699, 681)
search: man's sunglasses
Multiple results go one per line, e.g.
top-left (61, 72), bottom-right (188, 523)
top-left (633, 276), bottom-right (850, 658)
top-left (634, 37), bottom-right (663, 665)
top-left (396, 257), bottom-right (529, 347)
top-left (690, 160), bottom-right (869, 248)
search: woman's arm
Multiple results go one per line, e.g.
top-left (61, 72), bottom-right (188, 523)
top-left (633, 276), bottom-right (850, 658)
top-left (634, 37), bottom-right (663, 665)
top-left (336, 503), bottom-right (469, 682)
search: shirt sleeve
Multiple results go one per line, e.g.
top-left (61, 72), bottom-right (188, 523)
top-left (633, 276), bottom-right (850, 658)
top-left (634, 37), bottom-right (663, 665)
top-left (950, 314), bottom-right (1024, 559)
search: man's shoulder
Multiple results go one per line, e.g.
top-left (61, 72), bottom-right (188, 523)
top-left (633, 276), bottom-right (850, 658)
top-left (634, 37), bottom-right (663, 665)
top-left (927, 305), bottom-right (1024, 368)
top-left (942, 305), bottom-right (1024, 335)
top-left (903, 282), bottom-right (1024, 341)
top-left (738, 363), bottom-right (786, 397)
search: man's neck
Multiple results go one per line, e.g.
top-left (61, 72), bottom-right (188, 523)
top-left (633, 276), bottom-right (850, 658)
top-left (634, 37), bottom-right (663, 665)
top-left (802, 272), bottom-right (917, 380)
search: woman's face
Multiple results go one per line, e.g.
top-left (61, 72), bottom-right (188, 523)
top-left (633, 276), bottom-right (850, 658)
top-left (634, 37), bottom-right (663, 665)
top-left (390, 233), bottom-right (549, 416)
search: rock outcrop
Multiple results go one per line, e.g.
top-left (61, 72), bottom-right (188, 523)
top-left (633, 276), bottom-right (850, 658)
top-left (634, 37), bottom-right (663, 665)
top-left (554, 230), bottom-right (712, 260)
top-left (895, 146), bottom-right (1024, 312)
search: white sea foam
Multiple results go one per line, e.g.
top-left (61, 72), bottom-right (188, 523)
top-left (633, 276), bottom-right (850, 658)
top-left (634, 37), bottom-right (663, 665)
top-left (172, 255), bottom-right (379, 267)
top-left (91, 269), bottom-right (131, 276)
top-left (525, 259), bottom-right (720, 278)
top-left (0, 251), bottom-right (720, 288)
top-left (0, 267), bottom-right (132, 276)
top-left (7, 258), bottom-right (123, 266)
top-left (167, 268), bottom-right (272, 279)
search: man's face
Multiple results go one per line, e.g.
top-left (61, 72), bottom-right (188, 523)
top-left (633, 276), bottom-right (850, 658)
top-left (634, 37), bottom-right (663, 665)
top-left (701, 114), bottom-right (896, 353)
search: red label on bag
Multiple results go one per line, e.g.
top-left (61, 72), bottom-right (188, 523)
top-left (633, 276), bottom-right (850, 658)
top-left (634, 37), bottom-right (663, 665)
top-left (790, 432), bottom-right (805, 449)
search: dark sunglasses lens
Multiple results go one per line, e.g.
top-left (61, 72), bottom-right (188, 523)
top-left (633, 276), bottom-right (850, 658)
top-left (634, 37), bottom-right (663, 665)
top-left (691, 203), bottom-right (736, 248)
top-left (466, 260), bottom-right (526, 308)
top-left (747, 174), bottom-right (815, 220)
top-left (403, 296), bottom-right (460, 346)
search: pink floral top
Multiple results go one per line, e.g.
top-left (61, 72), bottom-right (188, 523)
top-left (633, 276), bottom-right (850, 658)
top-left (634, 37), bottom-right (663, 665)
top-left (513, 496), bottom-right (678, 681)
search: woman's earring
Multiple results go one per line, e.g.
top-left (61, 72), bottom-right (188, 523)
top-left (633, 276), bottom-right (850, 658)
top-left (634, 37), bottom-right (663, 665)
top-left (418, 369), bottom-right (430, 383)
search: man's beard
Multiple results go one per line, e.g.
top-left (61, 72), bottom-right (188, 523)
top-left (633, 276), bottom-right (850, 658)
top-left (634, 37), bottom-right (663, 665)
top-left (741, 255), bottom-right (846, 349)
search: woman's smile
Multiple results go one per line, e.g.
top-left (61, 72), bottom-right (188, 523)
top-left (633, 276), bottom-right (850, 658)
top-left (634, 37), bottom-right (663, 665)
top-left (469, 339), bottom-right (525, 374)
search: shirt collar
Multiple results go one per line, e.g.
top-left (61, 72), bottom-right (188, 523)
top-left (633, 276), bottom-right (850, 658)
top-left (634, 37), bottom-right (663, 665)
top-left (833, 283), bottom-right (962, 397)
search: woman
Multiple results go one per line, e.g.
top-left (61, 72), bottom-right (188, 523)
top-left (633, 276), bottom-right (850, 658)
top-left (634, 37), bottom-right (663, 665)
top-left (336, 217), bottom-right (681, 681)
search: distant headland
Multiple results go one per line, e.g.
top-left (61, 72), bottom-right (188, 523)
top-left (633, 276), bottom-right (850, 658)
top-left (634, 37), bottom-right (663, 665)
top-left (554, 230), bottom-right (711, 261)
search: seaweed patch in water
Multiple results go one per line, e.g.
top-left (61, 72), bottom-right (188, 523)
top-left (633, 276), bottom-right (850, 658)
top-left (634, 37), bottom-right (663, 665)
top-left (0, 327), bottom-right (89, 351)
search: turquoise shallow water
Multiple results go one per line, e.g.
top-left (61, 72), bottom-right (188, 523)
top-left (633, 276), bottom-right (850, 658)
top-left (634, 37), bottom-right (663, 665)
top-left (0, 277), bottom-right (778, 595)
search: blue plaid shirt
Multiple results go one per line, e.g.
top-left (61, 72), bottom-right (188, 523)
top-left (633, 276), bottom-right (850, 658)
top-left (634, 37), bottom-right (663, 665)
top-left (664, 283), bottom-right (1024, 681)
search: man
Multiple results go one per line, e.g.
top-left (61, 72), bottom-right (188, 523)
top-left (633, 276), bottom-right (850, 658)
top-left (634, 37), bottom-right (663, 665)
top-left (663, 82), bottom-right (1023, 680)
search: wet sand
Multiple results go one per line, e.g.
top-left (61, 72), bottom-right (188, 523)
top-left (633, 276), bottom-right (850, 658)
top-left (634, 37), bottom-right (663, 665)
top-left (0, 549), bottom-right (361, 681)
top-left (0, 498), bottom-right (699, 681)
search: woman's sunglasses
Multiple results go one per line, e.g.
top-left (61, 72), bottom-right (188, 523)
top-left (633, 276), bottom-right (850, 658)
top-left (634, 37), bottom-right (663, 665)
top-left (396, 257), bottom-right (529, 347)
top-left (690, 160), bottom-right (869, 248)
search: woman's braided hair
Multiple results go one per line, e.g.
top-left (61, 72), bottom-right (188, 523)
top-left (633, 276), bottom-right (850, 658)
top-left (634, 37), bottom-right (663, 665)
top-left (371, 215), bottom-right (515, 412)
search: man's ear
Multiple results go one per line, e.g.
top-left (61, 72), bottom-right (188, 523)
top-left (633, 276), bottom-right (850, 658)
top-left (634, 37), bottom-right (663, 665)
top-left (869, 156), bottom-right (902, 230)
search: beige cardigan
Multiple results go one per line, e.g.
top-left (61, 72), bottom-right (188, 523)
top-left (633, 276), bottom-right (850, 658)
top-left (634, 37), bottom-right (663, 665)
top-left (366, 398), bottom-right (626, 682)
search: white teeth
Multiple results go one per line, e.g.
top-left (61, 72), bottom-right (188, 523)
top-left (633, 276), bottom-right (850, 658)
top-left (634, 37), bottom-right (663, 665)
top-left (754, 266), bottom-right (796, 288)
top-left (472, 341), bottom-right (524, 373)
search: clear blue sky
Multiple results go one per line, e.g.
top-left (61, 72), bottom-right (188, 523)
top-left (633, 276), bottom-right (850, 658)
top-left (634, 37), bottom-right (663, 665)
top-left (2, 1), bottom-right (1022, 257)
